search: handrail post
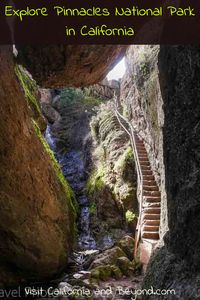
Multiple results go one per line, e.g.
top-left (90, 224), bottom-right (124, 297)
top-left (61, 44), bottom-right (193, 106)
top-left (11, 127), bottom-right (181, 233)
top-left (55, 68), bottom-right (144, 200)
top-left (112, 101), bottom-right (144, 260)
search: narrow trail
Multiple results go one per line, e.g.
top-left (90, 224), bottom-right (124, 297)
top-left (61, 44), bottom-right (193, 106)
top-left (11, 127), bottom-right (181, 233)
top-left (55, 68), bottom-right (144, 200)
top-left (113, 100), bottom-right (160, 269)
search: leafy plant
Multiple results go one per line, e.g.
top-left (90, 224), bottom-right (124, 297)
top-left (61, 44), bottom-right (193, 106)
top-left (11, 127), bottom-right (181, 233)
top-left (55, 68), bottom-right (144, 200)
top-left (89, 201), bottom-right (97, 215)
top-left (125, 210), bottom-right (136, 223)
top-left (87, 166), bottom-right (105, 194)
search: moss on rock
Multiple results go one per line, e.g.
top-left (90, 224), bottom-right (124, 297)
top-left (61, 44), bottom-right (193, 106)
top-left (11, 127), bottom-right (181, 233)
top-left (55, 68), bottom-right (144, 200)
top-left (117, 235), bottom-right (135, 261)
top-left (32, 120), bottom-right (78, 220)
top-left (15, 65), bottom-right (46, 131)
top-left (116, 256), bottom-right (135, 276)
top-left (91, 265), bottom-right (112, 281)
top-left (110, 265), bottom-right (123, 279)
top-left (86, 166), bottom-right (105, 195)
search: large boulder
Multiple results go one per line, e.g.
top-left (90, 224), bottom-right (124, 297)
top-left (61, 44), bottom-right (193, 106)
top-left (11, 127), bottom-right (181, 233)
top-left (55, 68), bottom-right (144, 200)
top-left (16, 45), bottom-right (127, 88)
top-left (117, 235), bottom-right (135, 260)
top-left (39, 89), bottom-right (61, 124)
top-left (0, 46), bottom-right (75, 287)
top-left (89, 246), bottom-right (126, 270)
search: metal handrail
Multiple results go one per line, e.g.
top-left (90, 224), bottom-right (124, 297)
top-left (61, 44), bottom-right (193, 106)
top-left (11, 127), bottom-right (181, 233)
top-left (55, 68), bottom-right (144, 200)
top-left (112, 99), bottom-right (144, 258)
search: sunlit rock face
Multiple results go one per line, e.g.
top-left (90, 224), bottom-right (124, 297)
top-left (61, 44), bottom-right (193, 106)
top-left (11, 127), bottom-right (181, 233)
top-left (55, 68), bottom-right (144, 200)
top-left (120, 45), bottom-right (200, 298)
top-left (16, 45), bottom-right (127, 88)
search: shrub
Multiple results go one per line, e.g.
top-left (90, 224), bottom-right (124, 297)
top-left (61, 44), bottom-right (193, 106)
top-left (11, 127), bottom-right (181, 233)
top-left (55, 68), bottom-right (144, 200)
top-left (125, 210), bottom-right (136, 223)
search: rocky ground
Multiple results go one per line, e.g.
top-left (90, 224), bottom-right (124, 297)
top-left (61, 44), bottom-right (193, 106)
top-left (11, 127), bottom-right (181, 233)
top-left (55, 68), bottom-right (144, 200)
top-left (39, 235), bottom-right (143, 300)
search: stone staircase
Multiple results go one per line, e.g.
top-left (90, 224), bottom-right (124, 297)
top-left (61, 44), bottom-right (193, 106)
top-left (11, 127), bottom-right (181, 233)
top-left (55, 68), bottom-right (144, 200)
top-left (134, 133), bottom-right (160, 269)
top-left (113, 99), bottom-right (160, 270)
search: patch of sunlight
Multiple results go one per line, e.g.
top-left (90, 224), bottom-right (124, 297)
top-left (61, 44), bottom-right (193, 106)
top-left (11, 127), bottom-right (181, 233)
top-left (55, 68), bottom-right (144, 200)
top-left (107, 57), bottom-right (126, 81)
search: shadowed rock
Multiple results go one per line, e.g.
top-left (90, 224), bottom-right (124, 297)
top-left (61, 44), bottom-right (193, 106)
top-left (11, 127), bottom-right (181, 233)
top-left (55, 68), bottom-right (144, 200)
top-left (0, 46), bottom-right (75, 287)
top-left (16, 45), bottom-right (127, 88)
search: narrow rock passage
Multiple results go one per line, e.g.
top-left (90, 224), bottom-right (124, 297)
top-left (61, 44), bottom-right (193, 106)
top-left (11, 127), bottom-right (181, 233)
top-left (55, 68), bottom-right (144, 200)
top-left (41, 83), bottom-right (144, 299)
top-left (44, 124), bottom-right (143, 300)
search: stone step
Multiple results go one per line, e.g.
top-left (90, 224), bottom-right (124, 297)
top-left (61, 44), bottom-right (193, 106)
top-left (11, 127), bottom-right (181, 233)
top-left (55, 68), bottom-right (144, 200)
top-left (143, 185), bottom-right (159, 192)
top-left (143, 175), bottom-right (155, 181)
top-left (139, 161), bottom-right (149, 166)
top-left (143, 180), bottom-right (157, 186)
top-left (143, 202), bottom-right (161, 208)
top-left (138, 151), bottom-right (148, 155)
top-left (141, 166), bottom-right (151, 171)
top-left (143, 213), bottom-right (160, 220)
top-left (138, 154), bottom-right (148, 157)
top-left (139, 157), bottom-right (149, 161)
top-left (137, 150), bottom-right (147, 154)
top-left (143, 219), bottom-right (160, 226)
top-left (140, 160), bottom-right (149, 164)
top-left (142, 231), bottom-right (159, 240)
top-left (143, 190), bottom-right (161, 197)
top-left (143, 225), bottom-right (160, 232)
top-left (144, 207), bottom-right (161, 214)
top-left (136, 145), bottom-right (146, 150)
top-left (142, 170), bottom-right (153, 176)
top-left (144, 196), bottom-right (161, 203)
top-left (141, 163), bottom-right (151, 167)
top-left (135, 143), bottom-right (144, 147)
top-left (140, 160), bottom-right (149, 165)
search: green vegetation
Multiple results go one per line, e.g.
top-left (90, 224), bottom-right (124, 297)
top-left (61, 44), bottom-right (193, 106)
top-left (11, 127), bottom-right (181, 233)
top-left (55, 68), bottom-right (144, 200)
top-left (90, 117), bottom-right (100, 141)
top-left (89, 201), bottom-right (97, 215)
top-left (87, 166), bottom-right (105, 195)
top-left (82, 96), bottom-right (103, 108)
top-left (140, 62), bottom-right (149, 77)
top-left (122, 104), bottom-right (129, 118)
top-left (137, 50), bottom-right (151, 80)
top-left (59, 88), bottom-right (84, 108)
top-left (90, 104), bottom-right (119, 144)
top-left (98, 110), bottom-right (118, 141)
top-left (58, 88), bottom-right (104, 111)
top-left (114, 146), bottom-right (134, 173)
top-left (32, 120), bottom-right (78, 217)
top-left (16, 65), bottom-right (78, 221)
top-left (15, 65), bottom-right (46, 131)
top-left (125, 210), bottom-right (136, 223)
top-left (91, 265), bottom-right (112, 281)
